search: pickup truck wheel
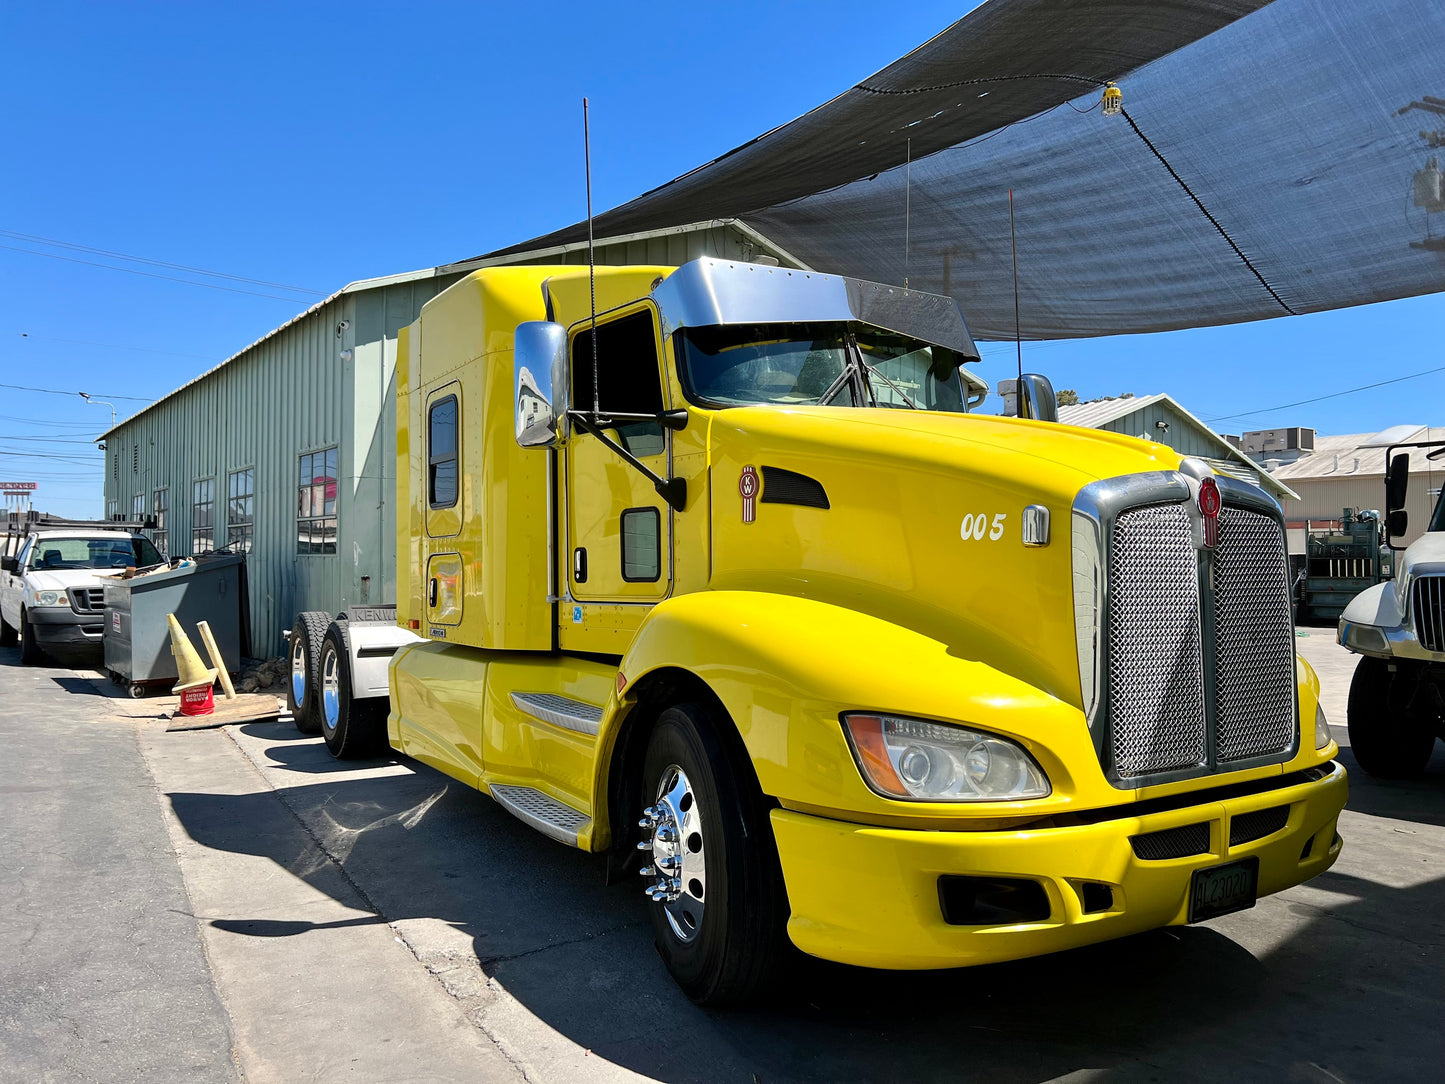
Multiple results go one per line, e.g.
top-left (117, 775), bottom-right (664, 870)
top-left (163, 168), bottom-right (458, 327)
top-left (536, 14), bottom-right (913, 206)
top-left (18, 608), bottom-right (44, 665)
top-left (1347, 657), bottom-right (1436, 778)
top-left (639, 702), bottom-right (788, 1006)
top-left (0, 613), bottom-right (16, 648)
top-left (319, 625), bottom-right (385, 759)
top-left (287, 612), bottom-right (328, 735)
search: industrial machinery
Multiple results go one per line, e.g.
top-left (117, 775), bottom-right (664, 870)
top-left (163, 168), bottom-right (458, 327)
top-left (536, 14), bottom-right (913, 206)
top-left (292, 257), bottom-right (1347, 1005)
top-left (1297, 508), bottom-right (1394, 625)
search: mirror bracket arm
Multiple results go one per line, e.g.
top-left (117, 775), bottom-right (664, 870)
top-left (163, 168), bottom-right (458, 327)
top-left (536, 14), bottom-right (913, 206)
top-left (569, 412), bottom-right (687, 512)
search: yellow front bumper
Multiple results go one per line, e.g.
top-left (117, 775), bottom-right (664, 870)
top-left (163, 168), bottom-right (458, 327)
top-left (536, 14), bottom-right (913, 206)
top-left (771, 762), bottom-right (1347, 970)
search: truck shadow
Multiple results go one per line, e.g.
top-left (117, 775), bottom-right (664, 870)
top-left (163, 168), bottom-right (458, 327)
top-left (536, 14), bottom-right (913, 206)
top-left (164, 723), bottom-right (1445, 1083)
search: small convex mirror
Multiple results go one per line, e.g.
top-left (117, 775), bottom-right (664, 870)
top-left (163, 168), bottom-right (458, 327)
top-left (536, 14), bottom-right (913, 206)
top-left (514, 322), bottom-right (570, 448)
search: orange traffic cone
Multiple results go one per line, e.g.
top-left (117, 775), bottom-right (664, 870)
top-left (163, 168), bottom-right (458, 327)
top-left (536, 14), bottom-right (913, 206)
top-left (168, 614), bottom-right (217, 716)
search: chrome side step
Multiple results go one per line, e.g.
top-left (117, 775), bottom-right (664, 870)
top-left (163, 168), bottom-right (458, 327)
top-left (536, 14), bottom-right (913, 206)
top-left (510, 692), bottom-right (603, 736)
top-left (489, 784), bottom-right (590, 847)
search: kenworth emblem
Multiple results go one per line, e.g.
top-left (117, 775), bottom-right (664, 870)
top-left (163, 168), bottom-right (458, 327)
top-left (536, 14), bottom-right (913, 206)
top-left (739, 465), bottom-right (759, 523)
top-left (1197, 476), bottom-right (1221, 549)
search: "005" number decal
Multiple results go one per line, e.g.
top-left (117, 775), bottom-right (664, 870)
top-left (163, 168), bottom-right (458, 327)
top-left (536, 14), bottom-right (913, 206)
top-left (960, 512), bottom-right (1007, 541)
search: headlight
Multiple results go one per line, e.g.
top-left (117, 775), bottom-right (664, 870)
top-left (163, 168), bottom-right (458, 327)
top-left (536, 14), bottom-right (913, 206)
top-left (842, 713), bottom-right (1050, 801)
top-left (1315, 703), bottom-right (1333, 750)
top-left (33, 590), bottom-right (66, 608)
top-left (1339, 620), bottom-right (1388, 656)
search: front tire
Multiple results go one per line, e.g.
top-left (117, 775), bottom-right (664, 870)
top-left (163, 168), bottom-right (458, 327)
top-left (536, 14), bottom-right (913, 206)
top-left (1347, 657), bottom-right (1436, 778)
top-left (0, 613), bottom-right (16, 648)
top-left (318, 624), bottom-right (386, 759)
top-left (18, 608), bottom-right (44, 666)
top-left (287, 612), bottom-right (329, 735)
top-left (638, 702), bottom-right (788, 1006)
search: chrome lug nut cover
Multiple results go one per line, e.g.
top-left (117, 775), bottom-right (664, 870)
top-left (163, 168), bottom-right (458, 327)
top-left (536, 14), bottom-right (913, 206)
top-left (637, 763), bottom-right (707, 943)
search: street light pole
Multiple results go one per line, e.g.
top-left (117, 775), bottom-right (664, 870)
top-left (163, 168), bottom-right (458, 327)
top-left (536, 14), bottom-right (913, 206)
top-left (78, 392), bottom-right (116, 429)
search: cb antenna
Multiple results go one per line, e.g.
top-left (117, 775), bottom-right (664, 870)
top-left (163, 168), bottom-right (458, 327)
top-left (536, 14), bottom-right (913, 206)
top-left (584, 97), bottom-right (599, 418)
top-left (1009, 188), bottom-right (1022, 386)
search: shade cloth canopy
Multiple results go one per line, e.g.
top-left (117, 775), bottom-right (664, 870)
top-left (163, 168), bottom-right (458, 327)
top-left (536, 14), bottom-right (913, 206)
top-left (476, 0), bottom-right (1445, 339)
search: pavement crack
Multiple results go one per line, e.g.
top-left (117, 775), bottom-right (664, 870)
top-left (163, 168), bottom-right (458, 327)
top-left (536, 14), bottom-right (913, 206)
top-left (474, 921), bottom-right (643, 967)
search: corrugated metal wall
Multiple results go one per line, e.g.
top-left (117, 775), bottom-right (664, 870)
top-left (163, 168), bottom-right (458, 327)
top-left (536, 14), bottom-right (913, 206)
top-left (102, 275), bottom-right (461, 658)
top-left (1089, 401), bottom-right (1222, 458)
top-left (1282, 475), bottom-right (1441, 550)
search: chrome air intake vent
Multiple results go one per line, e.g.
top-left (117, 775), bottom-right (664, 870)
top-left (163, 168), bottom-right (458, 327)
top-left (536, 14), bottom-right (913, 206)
top-left (1074, 470), bottom-right (1298, 788)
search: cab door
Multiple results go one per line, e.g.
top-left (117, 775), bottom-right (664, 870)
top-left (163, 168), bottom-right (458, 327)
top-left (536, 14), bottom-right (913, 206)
top-left (565, 307), bottom-right (672, 605)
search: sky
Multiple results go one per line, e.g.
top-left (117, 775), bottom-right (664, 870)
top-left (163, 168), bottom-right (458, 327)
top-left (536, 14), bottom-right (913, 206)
top-left (2, 1), bottom-right (1441, 516)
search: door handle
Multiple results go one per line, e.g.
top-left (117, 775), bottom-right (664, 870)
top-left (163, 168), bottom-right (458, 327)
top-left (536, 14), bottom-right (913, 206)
top-left (573, 548), bottom-right (588, 584)
top-left (428, 577), bottom-right (438, 606)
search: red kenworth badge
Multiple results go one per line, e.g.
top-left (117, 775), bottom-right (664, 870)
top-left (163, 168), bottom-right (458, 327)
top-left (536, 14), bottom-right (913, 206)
top-left (739, 465), bottom-right (759, 523)
top-left (1198, 476), bottom-right (1221, 549)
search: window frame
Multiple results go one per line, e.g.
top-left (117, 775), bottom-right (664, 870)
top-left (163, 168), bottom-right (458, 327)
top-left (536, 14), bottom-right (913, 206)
top-left (191, 478), bottom-right (215, 555)
top-left (619, 506), bottom-right (662, 583)
top-left (151, 487), bottom-right (168, 557)
top-left (296, 446), bottom-right (338, 556)
top-left (427, 394), bottom-right (459, 510)
top-left (227, 467), bottom-right (255, 554)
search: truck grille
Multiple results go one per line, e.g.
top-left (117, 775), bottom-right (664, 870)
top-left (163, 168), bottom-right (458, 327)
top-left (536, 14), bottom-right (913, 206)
top-left (1414, 575), bottom-right (1444, 653)
top-left (68, 587), bottom-right (105, 613)
top-left (1102, 496), bottom-right (1296, 783)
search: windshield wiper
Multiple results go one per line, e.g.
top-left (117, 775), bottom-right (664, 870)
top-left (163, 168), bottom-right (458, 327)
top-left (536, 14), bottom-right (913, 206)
top-left (859, 361), bottom-right (919, 409)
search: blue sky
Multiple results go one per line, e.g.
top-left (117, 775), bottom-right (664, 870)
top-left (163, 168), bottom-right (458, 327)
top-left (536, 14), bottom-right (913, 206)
top-left (3, 1), bottom-right (1440, 516)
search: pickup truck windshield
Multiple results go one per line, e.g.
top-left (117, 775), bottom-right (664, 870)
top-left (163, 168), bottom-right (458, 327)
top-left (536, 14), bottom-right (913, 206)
top-left (26, 536), bottom-right (163, 570)
top-left (1431, 485), bottom-right (1445, 533)
top-left (679, 322), bottom-right (967, 412)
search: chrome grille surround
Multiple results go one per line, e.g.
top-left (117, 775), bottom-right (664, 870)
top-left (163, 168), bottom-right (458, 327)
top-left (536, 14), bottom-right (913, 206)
top-left (1413, 574), bottom-right (1444, 653)
top-left (1073, 468), bottom-right (1299, 788)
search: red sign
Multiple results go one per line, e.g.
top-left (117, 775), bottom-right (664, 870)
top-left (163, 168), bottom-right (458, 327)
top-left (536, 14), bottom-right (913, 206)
top-left (0, 482), bottom-right (38, 492)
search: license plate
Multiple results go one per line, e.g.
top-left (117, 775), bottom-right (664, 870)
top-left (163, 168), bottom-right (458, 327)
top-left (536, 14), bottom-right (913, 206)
top-left (1188, 857), bottom-right (1259, 922)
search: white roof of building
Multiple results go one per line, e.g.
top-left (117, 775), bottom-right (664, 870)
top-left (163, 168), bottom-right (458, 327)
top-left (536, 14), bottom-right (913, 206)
top-left (1268, 427), bottom-right (1445, 480)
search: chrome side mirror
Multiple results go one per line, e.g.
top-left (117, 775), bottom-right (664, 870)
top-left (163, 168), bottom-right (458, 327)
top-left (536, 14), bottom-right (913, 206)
top-left (514, 322), bottom-right (570, 448)
top-left (1000, 373), bottom-right (1059, 422)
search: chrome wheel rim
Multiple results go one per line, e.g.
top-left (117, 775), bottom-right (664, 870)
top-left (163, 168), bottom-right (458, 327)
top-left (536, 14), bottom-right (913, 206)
top-left (290, 636), bottom-right (307, 704)
top-left (639, 764), bottom-right (707, 943)
top-left (321, 647), bottom-right (339, 732)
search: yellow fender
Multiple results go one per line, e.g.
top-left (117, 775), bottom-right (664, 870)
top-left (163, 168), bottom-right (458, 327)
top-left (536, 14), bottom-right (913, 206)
top-left (611, 590), bottom-right (1111, 828)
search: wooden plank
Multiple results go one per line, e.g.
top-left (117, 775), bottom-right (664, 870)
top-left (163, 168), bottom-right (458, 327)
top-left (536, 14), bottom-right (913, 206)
top-left (166, 692), bottom-right (284, 732)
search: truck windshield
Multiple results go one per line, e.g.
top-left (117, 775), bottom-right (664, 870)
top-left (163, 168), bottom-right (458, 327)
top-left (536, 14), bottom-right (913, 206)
top-left (678, 322), bottom-right (968, 412)
top-left (1431, 486), bottom-right (1445, 533)
top-left (26, 536), bottom-right (163, 570)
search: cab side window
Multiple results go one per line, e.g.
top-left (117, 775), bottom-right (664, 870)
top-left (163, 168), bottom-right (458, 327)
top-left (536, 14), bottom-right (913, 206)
top-left (429, 395), bottom-right (458, 508)
top-left (572, 311), bottom-right (665, 456)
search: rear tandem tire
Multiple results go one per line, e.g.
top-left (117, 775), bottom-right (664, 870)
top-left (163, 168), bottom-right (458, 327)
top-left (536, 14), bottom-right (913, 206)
top-left (318, 624), bottom-right (386, 759)
top-left (1347, 656), bottom-right (1436, 778)
top-left (639, 702), bottom-right (789, 1006)
top-left (287, 612), bottom-right (329, 735)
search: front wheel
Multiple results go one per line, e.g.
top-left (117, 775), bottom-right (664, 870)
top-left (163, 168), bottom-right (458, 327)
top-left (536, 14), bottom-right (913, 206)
top-left (318, 625), bottom-right (386, 759)
top-left (1347, 657), bottom-right (1436, 778)
top-left (638, 702), bottom-right (789, 1006)
top-left (18, 608), bottom-right (44, 666)
top-left (0, 613), bottom-right (16, 648)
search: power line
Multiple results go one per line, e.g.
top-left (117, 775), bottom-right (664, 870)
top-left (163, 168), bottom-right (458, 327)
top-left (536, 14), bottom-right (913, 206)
top-left (0, 450), bottom-right (102, 461)
top-left (1204, 364), bottom-right (1445, 423)
top-left (0, 245), bottom-right (314, 303)
top-left (0, 382), bottom-right (154, 402)
top-left (0, 229), bottom-right (326, 295)
top-left (0, 436), bottom-right (102, 444)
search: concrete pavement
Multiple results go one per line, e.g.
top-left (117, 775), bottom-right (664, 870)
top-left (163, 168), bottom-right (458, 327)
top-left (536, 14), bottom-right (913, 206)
top-left (1, 630), bottom-right (1441, 1082)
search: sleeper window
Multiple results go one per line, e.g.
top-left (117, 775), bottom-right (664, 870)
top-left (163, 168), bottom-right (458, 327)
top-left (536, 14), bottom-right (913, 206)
top-left (429, 395), bottom-right (458, 508)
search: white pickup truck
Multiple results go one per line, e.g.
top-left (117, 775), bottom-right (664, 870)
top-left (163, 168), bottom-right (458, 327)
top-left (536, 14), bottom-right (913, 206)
top-left (1338, 442), bottom-right (1445, 776)
top-left (1, 520), bottom-right (163, 665)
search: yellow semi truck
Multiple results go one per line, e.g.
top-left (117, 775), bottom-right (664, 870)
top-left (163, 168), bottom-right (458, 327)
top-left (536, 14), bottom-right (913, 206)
top-left (303, 257), bottom-right (1346, 1004)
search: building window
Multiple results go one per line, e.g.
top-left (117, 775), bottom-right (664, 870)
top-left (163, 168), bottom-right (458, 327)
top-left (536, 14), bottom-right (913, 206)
top-left (132, 494), bottom-right (144, 523)
top-left (192, 479), bottom-right (215, 555)
top-left (297, 448), bottom-right (337, 555)
top-left (227, 468), bottom-right (254, 553)
top-left (152, 488), bottom-right (168, 557)
top-left (429, 395), bottom-right (458, 508)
